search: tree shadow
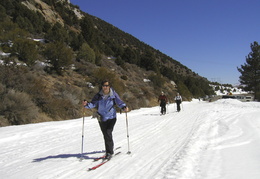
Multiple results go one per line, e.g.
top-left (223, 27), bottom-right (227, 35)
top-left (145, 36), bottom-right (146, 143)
top-left (32, 150), bottom-right (105, 162)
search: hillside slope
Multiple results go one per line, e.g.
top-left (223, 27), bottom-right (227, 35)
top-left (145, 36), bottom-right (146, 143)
top-left (0, 0), bottom-right (215, 126)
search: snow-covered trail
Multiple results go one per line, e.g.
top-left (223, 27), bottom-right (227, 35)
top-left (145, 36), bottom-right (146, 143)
top-left (0, 99), bottom-right (260, 179)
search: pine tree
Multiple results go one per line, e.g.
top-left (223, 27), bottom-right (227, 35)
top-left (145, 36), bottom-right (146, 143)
top-left (237, 41), bottom-right (260, 101)
top-left (44, 42), bottom-right (73, 75)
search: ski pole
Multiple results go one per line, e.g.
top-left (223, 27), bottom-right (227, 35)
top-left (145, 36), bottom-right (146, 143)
top-left (80, 102), bottom-right (86, 161)
top-left (125, 111), bottom-right (131, 154)
top-left (181, 102), bottom-right (184, 111)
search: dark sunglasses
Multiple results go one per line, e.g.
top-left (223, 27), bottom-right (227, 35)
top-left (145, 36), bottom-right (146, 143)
top-left (102, 85), bottom-right (110, 87)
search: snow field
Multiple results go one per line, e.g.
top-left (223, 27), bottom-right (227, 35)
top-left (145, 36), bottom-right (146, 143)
top-left (0, 99), bottom-right (260, 179)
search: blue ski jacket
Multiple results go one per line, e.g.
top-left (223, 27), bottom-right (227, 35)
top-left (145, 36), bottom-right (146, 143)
top-left (85, 88), bottom-right (126, 122)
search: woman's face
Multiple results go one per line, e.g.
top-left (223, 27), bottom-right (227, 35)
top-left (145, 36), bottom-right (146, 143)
top-left (102, 82), bottom-right (110, 94)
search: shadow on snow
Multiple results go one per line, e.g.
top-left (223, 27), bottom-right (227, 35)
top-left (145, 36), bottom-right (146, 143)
top-left (32, 150), bottom-right (105, 162)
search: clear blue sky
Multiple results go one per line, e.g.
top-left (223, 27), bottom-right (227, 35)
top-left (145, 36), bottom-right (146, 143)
top-left (70, 0), bottom-right (260, 85)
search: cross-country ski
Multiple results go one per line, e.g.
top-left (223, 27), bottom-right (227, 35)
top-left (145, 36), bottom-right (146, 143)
top-left (88, 151), bottom-right (121, 171)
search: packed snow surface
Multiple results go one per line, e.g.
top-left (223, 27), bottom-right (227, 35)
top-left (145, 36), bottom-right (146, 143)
top-left (1, 99), bottom-right (260, 179)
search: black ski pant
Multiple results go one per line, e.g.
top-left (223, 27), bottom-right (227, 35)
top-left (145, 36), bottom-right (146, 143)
top-left (160, 103), bottom-right (166, 114)
top-left (176, 101), bottom-right (181, 112)
top-left (99, 118), bottom-right (116, 155)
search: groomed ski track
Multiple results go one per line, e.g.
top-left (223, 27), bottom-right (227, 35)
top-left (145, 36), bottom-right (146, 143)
top-left (1, 100), bottom-right (259, 179)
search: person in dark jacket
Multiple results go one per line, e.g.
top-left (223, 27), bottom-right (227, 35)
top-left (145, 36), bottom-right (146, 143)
top-left (83, 80), bottom-right (128, 160)
top-left (174, 93), bottom-right (182, 112)
top-left (158, 92), bottom-right (168, 115)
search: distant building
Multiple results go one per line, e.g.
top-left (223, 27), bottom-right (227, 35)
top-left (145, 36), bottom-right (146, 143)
top-left (222, 94), bottom-right (254, 102)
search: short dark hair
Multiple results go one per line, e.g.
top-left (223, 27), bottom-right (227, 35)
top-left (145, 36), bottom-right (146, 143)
top-left (101, 80), bottom-right (110, 86)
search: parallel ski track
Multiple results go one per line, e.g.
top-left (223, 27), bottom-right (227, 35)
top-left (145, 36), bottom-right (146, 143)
top-left (146, 103), bottom-right (218, 179)
top-left (151, 118), bottom-right (200, 178)
top-left (117, 103), bottom-right (202, 179)
top-left (150, 103), bottom-right (235, 178)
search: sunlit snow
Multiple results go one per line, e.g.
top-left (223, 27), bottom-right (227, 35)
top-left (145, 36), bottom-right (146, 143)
top-left (1, 99), bottom-right (260, 179)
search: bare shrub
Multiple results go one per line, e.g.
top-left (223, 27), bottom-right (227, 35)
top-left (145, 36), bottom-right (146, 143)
top-left (0, 116), bottom-right (9, 127)
top-left (125, 97), bottom-right (139, 110)
top-left (0, 89), bottom-right (39, 125)
top-left (148, 74), bottom-right (165, 89)
top-left (0, 83), bottom-right (5, 96)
